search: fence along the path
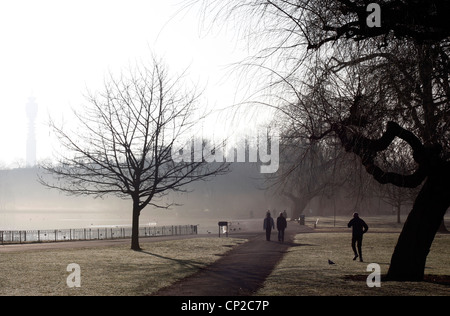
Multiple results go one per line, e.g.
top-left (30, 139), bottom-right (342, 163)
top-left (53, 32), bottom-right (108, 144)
top-left (0, 225), bottom-right (198, 244)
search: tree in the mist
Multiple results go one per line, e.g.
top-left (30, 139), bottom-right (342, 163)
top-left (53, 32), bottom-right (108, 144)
top-left (40, 60), bottom-right (228, 251)
top-left (200, 0), bottom-right (450, 281)
top-left (267, 138), bottom-right (348, 219)
top-left (269, 130), bottom-right (378, 220)
top-left (376, 183), bottom-right (415, 225)
top-left (374, 148), bottom-right (420, 224)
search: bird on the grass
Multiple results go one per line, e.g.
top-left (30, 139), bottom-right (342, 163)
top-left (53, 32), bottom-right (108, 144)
top-left (328, 259), bottom-right (336, 265)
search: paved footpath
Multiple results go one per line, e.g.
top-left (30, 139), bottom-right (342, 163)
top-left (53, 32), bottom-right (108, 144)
top-left (154, 226), bottom-right (310, 296)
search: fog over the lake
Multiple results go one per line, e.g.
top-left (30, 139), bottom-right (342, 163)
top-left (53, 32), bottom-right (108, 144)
top-left (0, 163), bottom-right (402, 233)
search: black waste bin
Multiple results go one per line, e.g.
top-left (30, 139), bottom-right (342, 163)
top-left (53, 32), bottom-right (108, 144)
top-left (299, 215), bottom-right (305, 225)
top-left (218, 221), bottom-right (229, 237)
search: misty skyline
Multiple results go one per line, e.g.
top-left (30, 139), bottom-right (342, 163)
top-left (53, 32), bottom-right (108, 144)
top-left (0, 1), bottom-right (271, 168)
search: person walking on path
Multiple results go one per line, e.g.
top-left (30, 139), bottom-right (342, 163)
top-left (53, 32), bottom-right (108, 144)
top-left (263, 211), bottom-right (275, 241)
top-left (277, 212), bottom-right (287, 242)
top-left (347, 212), bottom-right (369, 262)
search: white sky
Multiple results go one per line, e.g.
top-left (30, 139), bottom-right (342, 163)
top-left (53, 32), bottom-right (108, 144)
top-left (0, 0), bottom-right (268, 168)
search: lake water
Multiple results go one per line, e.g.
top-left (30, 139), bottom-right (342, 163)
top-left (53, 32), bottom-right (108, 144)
top-left (0, 209), bottom-right (262, 235)
top-left (0, 209), bottom-right (131, 231)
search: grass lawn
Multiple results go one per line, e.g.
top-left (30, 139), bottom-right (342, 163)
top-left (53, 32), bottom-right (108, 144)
top-left (1, 215), bottom-right (448, 296)
top-left (257, 232), bottom-right (450, 296)
top-left (0, 237), bottom-right (246, 296)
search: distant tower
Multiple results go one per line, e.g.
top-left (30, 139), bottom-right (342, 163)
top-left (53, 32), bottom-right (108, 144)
top-left (25, 97), bottom-right (38, 167)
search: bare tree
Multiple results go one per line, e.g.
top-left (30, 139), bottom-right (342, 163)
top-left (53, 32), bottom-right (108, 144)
top-left (197, 0), bottom-right (450, 281)
top-left (267, 137), bottom-right (350, 219)
top-left (374, 145), bottom-right (420, 224)
top-left (40, 59), bottom-right (228, 250)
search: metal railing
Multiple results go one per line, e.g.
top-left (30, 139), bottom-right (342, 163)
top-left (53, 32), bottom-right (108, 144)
top-left (0, 225), bottom-right (198, 244)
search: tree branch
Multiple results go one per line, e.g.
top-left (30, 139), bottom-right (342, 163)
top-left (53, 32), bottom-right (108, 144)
top-left (332, 121), bottom-right (431, 188)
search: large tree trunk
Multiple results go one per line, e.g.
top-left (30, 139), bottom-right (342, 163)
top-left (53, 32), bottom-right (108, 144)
top-left (131, 199), bottom-right (141, 251)
top-left (386, 163), bottom-right (450, 281)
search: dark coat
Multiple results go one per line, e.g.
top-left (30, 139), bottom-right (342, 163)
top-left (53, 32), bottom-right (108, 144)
top-left (264, 217), bottom-right (275, 230)
top-left (348, 217), bottom-right (369, 237)
top-left (277, 216), bottom-right (287, 231)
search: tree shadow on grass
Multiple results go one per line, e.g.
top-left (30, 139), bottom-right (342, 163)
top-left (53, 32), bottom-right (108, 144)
top-left (283, 241), bottom-right (317, 247)
top-left (137, 249), bottom-right (206, 269)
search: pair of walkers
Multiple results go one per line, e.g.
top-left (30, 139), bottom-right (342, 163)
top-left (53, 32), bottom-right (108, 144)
top-left (263, 211), bottom-right (287, 242)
